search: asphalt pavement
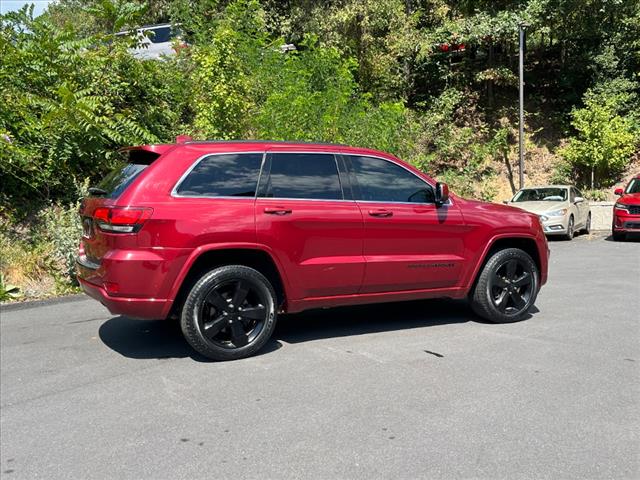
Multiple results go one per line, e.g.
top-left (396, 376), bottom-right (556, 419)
top-left (1, 232), bottom-right (639, 479)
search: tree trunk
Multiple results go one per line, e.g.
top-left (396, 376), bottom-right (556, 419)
top-left (504, 150), bottom-right (517, 195)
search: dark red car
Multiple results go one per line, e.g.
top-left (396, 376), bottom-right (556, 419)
top-left (77, 140), bottom-right (549, 360)
top-left (613, 174), bottom-right (640, 241)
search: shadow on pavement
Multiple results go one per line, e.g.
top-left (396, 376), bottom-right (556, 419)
top-left (99, 316), bottom-right (285, 362)
top-left (603, 233), bottom-right (640, 242)
top-left (98, 299), bottom-right (480, 361)
top-left (275, 299), bottom-right (472, 344)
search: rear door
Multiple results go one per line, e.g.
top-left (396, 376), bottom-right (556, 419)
top-left (255, 151), bottom-right (364, 299)
top-left (345, 154), bottom-right (467, 293)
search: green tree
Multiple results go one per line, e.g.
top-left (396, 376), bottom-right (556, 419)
top-left (560, 90), bottom-right (638, 188)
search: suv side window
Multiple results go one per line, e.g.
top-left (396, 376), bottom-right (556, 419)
top-left (261, 153), bottom-right (343, 200)
top-left (347, 155), bottom-right (434, 203)
top-left (175, 153), bottom-right (263, 197)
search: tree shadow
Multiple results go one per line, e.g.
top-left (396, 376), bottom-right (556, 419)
top-left (98, 298), bottom-right (523, 361)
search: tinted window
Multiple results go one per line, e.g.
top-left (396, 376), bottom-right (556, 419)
top-left (176, 153), bottom-right (263, 197)
top-left (95, 150), bottom-right (161, 199)
top-left (97, 162), bottom-right (148, 199)
top-left (263, 153), bottom-right (343, 200)
top-left (147, 26), bottom-right (172, 43)
top-left (512, 188), bottom-right (568, 202)
top-left (347, 155), bottom-right (434, 203)
top-left (626, 178), bottom-right (640, 194)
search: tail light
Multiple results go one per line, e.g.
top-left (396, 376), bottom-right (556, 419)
top-left (93, 207), bottom-right (153, 233)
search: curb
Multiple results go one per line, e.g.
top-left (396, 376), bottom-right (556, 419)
top-left (1, 294), bottom-right (87, 313)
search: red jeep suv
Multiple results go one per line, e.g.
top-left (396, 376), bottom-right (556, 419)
top-left (612, 174), bottom-right (640, 241)
top-left (77, 140), bottom-right (549, 360)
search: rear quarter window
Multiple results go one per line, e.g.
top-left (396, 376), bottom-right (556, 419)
top-left (175, 153), bottom-right (263, 197)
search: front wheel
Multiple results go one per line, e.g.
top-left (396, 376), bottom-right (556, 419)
top-left (563, 215), bottom-right (574, 241)
top-left (470, 248), bottom-right (539, 323)
top-left (612, 229), bottom-right (626, 242)
top-left (181, 265), bottom-right (277, 361)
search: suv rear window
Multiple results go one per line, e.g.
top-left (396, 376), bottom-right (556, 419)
top-left (175, 153), bottom-right (263, 197)
top-left (94, 150), bottom-right (161, 199)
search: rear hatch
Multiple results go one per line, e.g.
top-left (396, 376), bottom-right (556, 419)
top-left (79, 147), bottom-right (164, 267)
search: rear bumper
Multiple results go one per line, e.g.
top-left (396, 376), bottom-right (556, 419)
top-left (75, 247), bottom-right (191, 319)
top-left (78, 276), bottom-right (171, 319)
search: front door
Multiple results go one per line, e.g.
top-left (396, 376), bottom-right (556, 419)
top-left (344, 154), bottom-right (467, 293)
top-left (255, 151), bottom-right (365, 300)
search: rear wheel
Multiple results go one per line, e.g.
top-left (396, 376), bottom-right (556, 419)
top-left (583, 213), bottom-right (591, 235)
top-left (181, 265), bottom-right (277, 361)
top-left (470, 248), bottom-right (539, 323)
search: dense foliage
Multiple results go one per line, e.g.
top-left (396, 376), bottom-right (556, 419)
top-left (1, 0), bottom-right (639, 298)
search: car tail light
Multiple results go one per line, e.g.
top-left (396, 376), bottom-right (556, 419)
top-left (93, 207), bottom-right (153, 233)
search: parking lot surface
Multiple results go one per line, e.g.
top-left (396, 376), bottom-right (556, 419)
top-left (1, 233), bottom-right (639, 479)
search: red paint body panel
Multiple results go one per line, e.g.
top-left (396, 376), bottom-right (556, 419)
top-left (358, 201), bottom-right (466, 292)
top-left (613, 174), bottom-right (640, 234)
top-left (76, 141), bottom-right (549, 319)
top-left (255, 198), bottom-right (365, 299)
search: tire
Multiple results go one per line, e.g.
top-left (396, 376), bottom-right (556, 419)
top-left (563, 215), bottom-right (574, 241)
top-left (470, 248), bottom-right (539, 324)
top-left (583, 212), bottom-right (591, 235)
top-left (180, 265), bottom-right (277, 361)
top-left (612, 228), bottom-right (626, 242)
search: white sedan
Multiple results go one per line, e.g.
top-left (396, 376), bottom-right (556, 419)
top-left (507, 185), bottom-right (591, 240)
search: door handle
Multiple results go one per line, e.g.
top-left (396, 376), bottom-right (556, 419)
top-left (264, 207), bottom-right (292, 215)
top-left (368, 209), bottom-right (393, 217)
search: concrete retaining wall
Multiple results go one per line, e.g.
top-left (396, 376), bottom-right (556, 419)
top-left (589, 201), bottom-right (614, 231)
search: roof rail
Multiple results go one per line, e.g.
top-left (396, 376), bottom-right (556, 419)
top-left (183, 139), bottom-right (347, 147)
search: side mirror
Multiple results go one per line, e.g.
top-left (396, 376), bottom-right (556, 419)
top-left (574, 196), bottom-right (584, 203)
top-left (614, 188), bottom-right (624, 196)
top-left (435, 182), bottom-right (449, 206)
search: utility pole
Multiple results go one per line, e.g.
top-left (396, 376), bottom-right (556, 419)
top-left (518, 22), bottom-right (528, 190)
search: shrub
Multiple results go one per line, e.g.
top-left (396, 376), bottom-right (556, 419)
top-left (559, 88), bottom-right (639, 188)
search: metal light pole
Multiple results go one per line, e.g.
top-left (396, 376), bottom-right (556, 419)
top-left (518, 22), bottom-right (528, 190)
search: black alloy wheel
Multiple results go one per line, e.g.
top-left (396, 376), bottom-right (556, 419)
top-left (470, 248), bottom-right (539, 323)
top-left (488, 258), bottom-right (534, 315)
top-left (199, 279), bottom-right (268, 349)
top-left (181, 265), bottom-right (277, 361)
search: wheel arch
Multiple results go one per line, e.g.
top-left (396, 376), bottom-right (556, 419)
top-left (468, 235), bottom-right (542, 293)
top-left (166, 244), bottom-right (289, 319)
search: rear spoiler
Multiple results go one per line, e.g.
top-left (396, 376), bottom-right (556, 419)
top-left (118, 144), bottom-right (174, 164)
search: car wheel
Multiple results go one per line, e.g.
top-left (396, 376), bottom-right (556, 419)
top-left (583, 212), bottom-right (591, 234)
top-left (181, 265), bottom-right (277, 361)
top-left (611, 228), bottom-right (626, 242)
top-left (470, 248), bottom-right (539, 324)
top-left (563, 215), bottom-right (574, 240)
